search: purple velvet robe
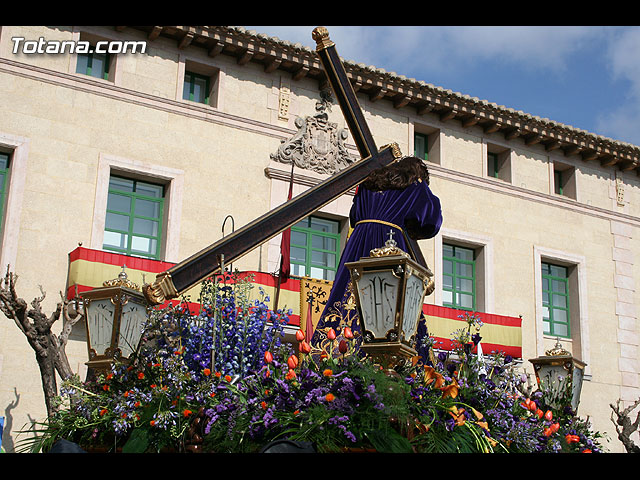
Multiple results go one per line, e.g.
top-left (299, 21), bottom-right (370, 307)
top-left (310, 179), bottom-right (442, 359)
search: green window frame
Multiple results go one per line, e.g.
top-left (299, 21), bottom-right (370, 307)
top-left (442, 243), bottom-right (475, 310)
top-left (103, 175), bottom-right (164, 260)
top-left (554, 170), bottom-right (563, 195)
top-left (76, 51), bottom-right (110, 80)
top-left (488, 152), bottom-right (499, 178)
top-left (542, 262), bottom-right (570, 338)
top-left (0, 152), bottom-right (10, 236)
top-left (290, 216), bottom-right (340, 281)
top-left (183, 71), bottom-right (210, 104)
top-left (414, 132), bottom-right (428, 161)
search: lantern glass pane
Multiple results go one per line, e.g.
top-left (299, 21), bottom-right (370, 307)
top-left (118, 298), bottom-right (147, 358)
top-left (86, 298), bottom-right (115, 355)
top-left (356, 269), bottom-right (400, 339)
top-left (402, 273), bottom-right (424, 339)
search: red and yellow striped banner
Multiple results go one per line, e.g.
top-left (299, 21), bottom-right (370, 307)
top-left (66, 248), bottom-right (521, 357)
top-left (423, 304), bottom-right (522, 358)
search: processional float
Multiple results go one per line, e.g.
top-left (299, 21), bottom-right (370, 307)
top-left (142, 27), bottom-right (428, 306)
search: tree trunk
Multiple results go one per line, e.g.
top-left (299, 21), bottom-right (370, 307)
top-left (0, 268), bottom-right (84, 419)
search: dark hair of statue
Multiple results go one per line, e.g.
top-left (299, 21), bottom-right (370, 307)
top-left (360, 156), bottom-right (430, 191)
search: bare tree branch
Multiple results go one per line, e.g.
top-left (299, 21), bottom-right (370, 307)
top-left (0, 266), bottom-right (84, 418)
top-left (611, 398), bottom-right (640, 453)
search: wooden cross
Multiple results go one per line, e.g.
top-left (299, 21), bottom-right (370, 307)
top-left (143, 27), bottom-right (405, 305)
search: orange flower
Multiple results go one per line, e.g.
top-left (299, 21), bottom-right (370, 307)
top-left (293, 410), bottom-right (300, 415)
top-left (209, 392), bottom-right (216, 398)
top-left (224, 375), bottom-right (232, 382)
top-left (424, 366), bottom-right (444, 389)
top-left (323, 369), bottom-right (333, 377)
top-left (214, 371), bottom-right (222, 378)
top-left (299, 341), bottom-right (311, 354)
top-left (295, 330), bottom-right (305, 342)
top-left (103, 384), bottom-right (109, 392)
top-left (260, 401), bottom-right (267, 410)
top-left (544, 410), bottom-right (553, 421)
top-left (440, 379), bottom-right (459, 399)
top-left (150, 384), bottom-right (157, 389)
top-left (343, 327), bottom-right (354, 339)
top-left (285, 369), bottom-right (296, 380)
top-left (137, 372), bottom-right (144, 380)
top-left (183, 409), bottom-right (192, 417)
top-left (106, 373), bottom-right (113, 380)
top-left (99, 408), bottom-right (108, 416)
top-left (203, 368), bottom-right (211, 376)
top-left (581, 449), bottom-right (592, 453)
top-left (150, 420), bottom-right (156, 426)
top-left (325, 393), bottom-right (335, 402)
top-left (449, 406), bottom-right (466, 426)
top-left (134, 401), bottom-right (141, 408)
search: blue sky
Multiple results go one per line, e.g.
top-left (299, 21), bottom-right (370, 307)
top-left (244, 26), bottom-right (640, 147)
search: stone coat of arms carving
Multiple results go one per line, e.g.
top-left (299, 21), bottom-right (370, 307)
top-left (271, 91), bottom-right (355, 174)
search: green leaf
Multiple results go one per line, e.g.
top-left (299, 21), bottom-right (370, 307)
top-left (122, 428), bottom-right (149, 453)
top-left (365, 429), bottom-right (413, 453)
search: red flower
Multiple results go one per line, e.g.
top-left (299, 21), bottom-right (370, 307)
top-left (137, 372), bottom-right (144, 380)
top-left (582, 449), bottom-right (592, 453)
top-left (544, 410), bottom-right (553, 421)
top-left (264, 351), bottom-right (273, 364)
top-left (103, 384), bottom-right (109, 392)
top-left (150, 384), bottom-right (157, 389)
top-left (99, 409), bottom-right (107, 416)
top-left (343, 327), bottom-right (353, 339)
top-left (565, 434), bottom-right (580, 444)
top-left (299, 341), bottom-right (311, 354)
top-left (285, 369), bottom-right (296, 380)
top-left (260, 401), bottom-right (267, 410)
top-left (215, 371), bottom-right (221, 378)
top-left (203, 368), bottom-right (211, 376)
top-left (338, 339), bottom-right (348, 354)
top-left (224, 375), bottom-right (232, 382)
top-left (535, 409), bottom-right (543, 419)
top-left (150, 420), bottom-right (156, 426)
top-left (183, 409), bottom-right (192, 417)
top-left (325, 393), bottom-right (335, 402)
top-left (106, 373), bottom-right (113, 380)
top-left (327, 328), bottom-right (336, 340)
top-left (295, 330), bottom-right (305, 342)
top-left (287, 354), bottom-right (299, 370)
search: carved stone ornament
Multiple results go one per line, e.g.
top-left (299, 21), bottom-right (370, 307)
top-left (270, 90), bottom-right (356, 174)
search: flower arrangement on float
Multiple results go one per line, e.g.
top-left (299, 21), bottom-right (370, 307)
top-left (17, 273), bottom-right (605, 453)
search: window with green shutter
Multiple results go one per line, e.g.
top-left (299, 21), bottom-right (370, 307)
top-left (76, 51), bottom-right (110, 80)
top-left (442, 243), bottom-right (475, 310)
top-left (103, 175), bottom-right (164, 259)
top-left (488, 152), bottom-right (499, 178)
top-left (542, 262), bottom-right (570, 338)
top-left (290, 216), bottom-right (340, 281)
top-left (414, 132), bottom-right (428, 161)
top-left (183, 71), bottom-right (210, 105)
top-left (0, 152), bottom-right (10, 236)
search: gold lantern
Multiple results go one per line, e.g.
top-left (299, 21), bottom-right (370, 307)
top-left (346, 231), bottom-right (434, 370)
top-left (80, 267), bottom-right (149, 373)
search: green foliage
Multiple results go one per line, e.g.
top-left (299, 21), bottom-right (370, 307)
top-left (14, 280), bottom-right (606, 453)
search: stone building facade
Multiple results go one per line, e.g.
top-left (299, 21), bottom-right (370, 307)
top-left (0, 25), bottom-right (638, 452)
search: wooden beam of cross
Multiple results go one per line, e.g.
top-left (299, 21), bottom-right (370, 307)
top-left (142, 27), bottom-right (403, 305)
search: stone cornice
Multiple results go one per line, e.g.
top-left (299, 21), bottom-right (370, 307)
top-left (125, 25), bottom-right (640, 175)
